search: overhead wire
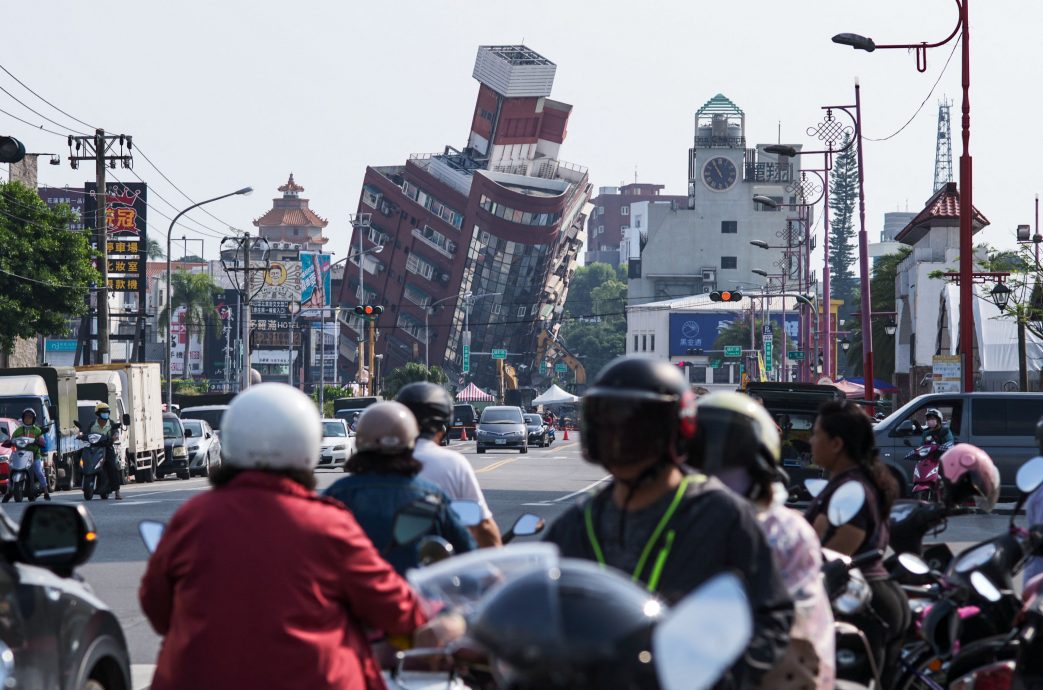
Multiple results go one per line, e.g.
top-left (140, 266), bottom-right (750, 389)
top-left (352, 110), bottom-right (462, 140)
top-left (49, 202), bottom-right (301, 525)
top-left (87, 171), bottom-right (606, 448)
top-left (0, 84), bottom-right (89, 136)
top-left (0, 63), bottom-right (97, 131)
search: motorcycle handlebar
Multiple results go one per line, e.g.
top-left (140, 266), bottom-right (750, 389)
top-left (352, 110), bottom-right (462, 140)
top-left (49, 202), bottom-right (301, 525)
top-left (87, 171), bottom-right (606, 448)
top-left (850, 550), bottom-right (884, 569)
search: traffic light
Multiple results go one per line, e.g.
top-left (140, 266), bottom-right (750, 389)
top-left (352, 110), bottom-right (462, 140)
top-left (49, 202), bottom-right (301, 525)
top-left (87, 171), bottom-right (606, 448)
top-left (709, 290), bottom-right (743, 302)
top-left (0, 136), bottom-right (25, 164)
top-left (354, 305), bottom-right (384, 318)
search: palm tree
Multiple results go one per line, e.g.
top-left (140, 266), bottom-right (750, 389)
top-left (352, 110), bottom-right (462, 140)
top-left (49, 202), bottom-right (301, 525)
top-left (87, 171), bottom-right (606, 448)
top-left (147, 238), bottom-right (164, 260)
top-left (158, 270), bottom-right (218, 378)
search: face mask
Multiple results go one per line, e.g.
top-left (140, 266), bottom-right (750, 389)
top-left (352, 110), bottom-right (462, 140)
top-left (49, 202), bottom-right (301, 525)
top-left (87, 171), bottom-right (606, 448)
top-left (99, 413), bottom-right (110, 421)
top-left (927, 419), bottom-right (938, 429)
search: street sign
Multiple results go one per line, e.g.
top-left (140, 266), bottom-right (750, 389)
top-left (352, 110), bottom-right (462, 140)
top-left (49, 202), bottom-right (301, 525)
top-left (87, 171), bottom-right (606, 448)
top-left (709, 358), bottom-right (722, 369)
top-left (762, 324), bottom-right (773, 335)
top-left (491, 349), bottom-right (507, 360)
top-left (723, 345), bottom-right (742, 358)
top-left (45, 339), bottom-right (78, 352)
top-left (765, 341), bottom-right (774, 372)
top-left (788, 351), bottom-right (805, 360)
top-left (539, 361), bottom-right (547, 374)
top-left (554, 362), bottom-right (568, 373)
top-left (462, 344), bottom-right (471, 373)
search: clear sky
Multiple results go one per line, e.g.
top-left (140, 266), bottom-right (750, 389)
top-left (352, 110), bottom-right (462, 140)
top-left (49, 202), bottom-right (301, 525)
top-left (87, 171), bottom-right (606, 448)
top-left (3, 0), bottom-right (1040, 264)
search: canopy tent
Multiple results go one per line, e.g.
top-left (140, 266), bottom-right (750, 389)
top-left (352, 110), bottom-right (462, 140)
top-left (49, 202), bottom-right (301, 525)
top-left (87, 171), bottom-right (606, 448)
top-left (531, 384), bottom-right (580, 405)
top-left (843, 377), bottom-right (899, 393)
top-left (456, 382), bottom-right (494, 402)
top-left (833, 378), bottom-right (886, 400)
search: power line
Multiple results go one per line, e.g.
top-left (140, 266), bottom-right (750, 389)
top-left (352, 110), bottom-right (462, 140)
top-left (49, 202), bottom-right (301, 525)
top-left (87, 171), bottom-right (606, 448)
top-left (133, 144), bottom-right (236, 229)
top-left (0, 63), bottom-right (97, 131)
top-left (0, 267), bottom-right (94, 290)
top-left (0, 105), bottom-right (68, 137)
top-left (0, 84), bottom-right (89, 136)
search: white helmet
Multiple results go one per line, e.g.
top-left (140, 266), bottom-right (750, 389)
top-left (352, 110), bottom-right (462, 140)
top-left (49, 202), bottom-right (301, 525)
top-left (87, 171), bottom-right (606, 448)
top-left (221, 383), bottom-right (321, 471)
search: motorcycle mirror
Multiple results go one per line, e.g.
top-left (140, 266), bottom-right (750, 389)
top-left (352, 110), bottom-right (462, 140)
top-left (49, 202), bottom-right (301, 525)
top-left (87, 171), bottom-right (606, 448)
top-left (391, 499), bottom-right (440, 548)
top-left (898, 552), bottom-right (931, 576)
top-left (1017, 456), bottom-right (1043, 495)
top-left (654, 573), bottom-right (752, 690)
top-left (122, 413), bottom-right (130, 426)
top-left (804, 478), bottom-right (828, 498)
top-left (417, 536), bottom-right (454, 567)
top-left (510, 513), bottom-right (545, 537)
top-left (970, 571), bottom-right (1002, 603)
top-left (827, 481), bottom-right (866, 527)
top-left (139, 520), bottom-right (165, 554)
top-left (72, 421), bottom-right (81, 431)
top-left (449, 500), bottom-right (482, 528)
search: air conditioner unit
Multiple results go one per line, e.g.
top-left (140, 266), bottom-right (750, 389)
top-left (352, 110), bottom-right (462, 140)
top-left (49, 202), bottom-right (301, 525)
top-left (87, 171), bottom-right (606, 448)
top-left (447, 241), bottom-right (457, 253)
top-left (702, 286), bottom-right (712, 294)
top-left (702, 270), bottom-right (716, 282)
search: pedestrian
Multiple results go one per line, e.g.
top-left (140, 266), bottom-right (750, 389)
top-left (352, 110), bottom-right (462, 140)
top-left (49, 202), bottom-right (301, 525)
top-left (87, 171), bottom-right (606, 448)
top-left (805, 399), bottom-right (910, 688)
top-left (543, 356), bottom-right (793, 689)
top-left (324, 401), bottom-right (475, 574)
top-left (395, 382), bottom-right (502, 547)
top-left (688, 391), bottom-right (834, 689)
top-left (140, 384), bottom-right (435, 690)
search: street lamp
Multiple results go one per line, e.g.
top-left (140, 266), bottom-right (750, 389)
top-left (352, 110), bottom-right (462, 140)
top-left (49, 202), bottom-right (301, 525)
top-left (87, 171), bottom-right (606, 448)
top-left (990, 283), bottom-right (1012, 312)
top-left (752, 269), bottom-right (770, 278)
top-left (884, 319), bottom-right (898, 337)
top-left (840, 337), bottom-right (851, 352)
top-left (763, 144), bottom-right (799, 158)
top-left (752, 195), bottom-right (779, 209)
top-left (425, 294), bottom-right (459, 370)
top-left (750, 240), bottom-right (770, 250)
top-left (835, 0), bottom-right (972, 392)
top-left (165, 186), bottom-right (252, 406)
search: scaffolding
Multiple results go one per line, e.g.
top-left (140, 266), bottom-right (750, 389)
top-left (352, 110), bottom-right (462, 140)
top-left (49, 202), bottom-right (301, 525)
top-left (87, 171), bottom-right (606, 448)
top-left (933, 98), bottom-right (953, 193)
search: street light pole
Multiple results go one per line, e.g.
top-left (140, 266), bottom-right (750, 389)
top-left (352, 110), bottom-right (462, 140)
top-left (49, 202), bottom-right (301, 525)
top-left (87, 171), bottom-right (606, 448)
top-left (854, 82), bottom-right (875, 410)
top-left (165, 186), bottom-right (252, 406)
top-left (425, 294), bottom-right (459, 370)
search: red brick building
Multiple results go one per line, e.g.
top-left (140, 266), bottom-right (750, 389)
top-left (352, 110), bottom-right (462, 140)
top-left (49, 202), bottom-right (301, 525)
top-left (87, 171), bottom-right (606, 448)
top-left (585, 183), bottom-right (687, 267)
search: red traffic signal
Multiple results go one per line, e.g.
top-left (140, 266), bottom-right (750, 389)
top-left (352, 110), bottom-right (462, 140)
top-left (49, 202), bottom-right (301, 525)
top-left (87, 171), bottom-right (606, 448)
top-left (354, 305), bottom-right (384, 317)
top-left (709, 291), bottom-right (743, 302)
top-left (0, 136), bottom-right (26, 164)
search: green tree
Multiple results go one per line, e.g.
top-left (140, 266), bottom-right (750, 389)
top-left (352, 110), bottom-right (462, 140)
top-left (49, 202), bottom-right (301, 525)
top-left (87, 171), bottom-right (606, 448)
top-left (311, 384), bottom-right (355, 417)
top-left (0, 181), bottom-right (98, 353)
top-left (562, 262), bottom-right (626, 316)
top-left (381, 362), bottom-right (448, 399)
top-left (845, 248), bottom-right (911, 383)
top-left (147, 238), bottom-right (164, 259)
top-left (158, 270), bottom-right (218, 378)
top-left (829, 134), bottom-right (859, 313)
top-left (713, 316), bottom-right (792, 372)
top-left (561, 276), bottom-right (627, 379)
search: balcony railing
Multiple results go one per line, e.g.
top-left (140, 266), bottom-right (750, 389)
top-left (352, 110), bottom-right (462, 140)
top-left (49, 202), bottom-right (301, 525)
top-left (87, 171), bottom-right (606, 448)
top-left (411, 227), bottom-right (454, 259)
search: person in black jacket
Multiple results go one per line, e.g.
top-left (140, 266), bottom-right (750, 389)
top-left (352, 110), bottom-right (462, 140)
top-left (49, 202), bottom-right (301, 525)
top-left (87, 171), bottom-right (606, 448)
top-left (544, 356), bottom-right (793, 689)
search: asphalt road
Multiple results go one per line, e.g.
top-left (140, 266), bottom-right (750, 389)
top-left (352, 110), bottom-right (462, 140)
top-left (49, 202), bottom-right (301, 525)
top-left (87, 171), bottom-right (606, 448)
top-left (0, 435), bottom-right (1017, 690)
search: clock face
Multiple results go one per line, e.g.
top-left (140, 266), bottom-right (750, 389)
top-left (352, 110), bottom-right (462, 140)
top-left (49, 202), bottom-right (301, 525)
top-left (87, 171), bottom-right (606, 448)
top-left (702, 156), bottom-right (737, 192)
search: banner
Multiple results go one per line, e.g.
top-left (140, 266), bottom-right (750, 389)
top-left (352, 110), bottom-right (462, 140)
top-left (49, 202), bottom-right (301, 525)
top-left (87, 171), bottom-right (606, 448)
top-left (169, 306), bottom-right (203, 376)
top-left (300, 252), bottom-right (331, 308)
top-left (668, 311), bottom-right (802, 357)
top-left (247, 260), bottom-right (301, 302)
top-left (84, 182), bottom-right (148, 294)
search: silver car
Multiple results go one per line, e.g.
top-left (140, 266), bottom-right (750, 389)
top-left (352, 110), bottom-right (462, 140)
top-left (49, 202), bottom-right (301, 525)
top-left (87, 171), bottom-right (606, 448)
top-left (182, 418), bottom-right (222, 477)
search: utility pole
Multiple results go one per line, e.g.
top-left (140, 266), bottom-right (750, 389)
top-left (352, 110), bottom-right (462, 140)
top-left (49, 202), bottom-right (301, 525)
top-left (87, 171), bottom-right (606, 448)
top-left (241, 233), bottom-right (252, 391)
top-left (368, 319), bottom-right (376, 395)
top-left (68, 129), bottom-right (133, 364)
top-left (223, 308), bottom-right (234, 393)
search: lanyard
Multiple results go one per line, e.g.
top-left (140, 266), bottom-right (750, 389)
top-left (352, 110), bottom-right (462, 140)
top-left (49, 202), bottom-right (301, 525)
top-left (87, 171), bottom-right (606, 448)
top-left (583, 474), bottom-right (704, 593)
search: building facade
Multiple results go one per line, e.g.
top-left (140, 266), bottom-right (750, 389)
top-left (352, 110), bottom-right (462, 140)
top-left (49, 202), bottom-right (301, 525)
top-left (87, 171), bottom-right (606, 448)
top-left (626, 94), bottom-right (804, 304)
top-left (585, 183), bottom-right (685, 267)
top-left (338, 45), bottom-right (591, 390)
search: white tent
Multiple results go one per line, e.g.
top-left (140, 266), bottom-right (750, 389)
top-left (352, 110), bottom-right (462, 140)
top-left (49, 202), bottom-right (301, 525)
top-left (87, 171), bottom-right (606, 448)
top-left (531, 384), bottom-right (579, 405)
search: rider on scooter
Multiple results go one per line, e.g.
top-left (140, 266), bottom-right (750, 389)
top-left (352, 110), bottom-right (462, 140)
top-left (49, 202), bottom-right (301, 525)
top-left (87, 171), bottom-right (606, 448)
top-left (2, 408), bottom-right (48, 502)
top-left (922, 408), bottom-right (955, 447)
top-left (85, 402), bottom-right (122, 500)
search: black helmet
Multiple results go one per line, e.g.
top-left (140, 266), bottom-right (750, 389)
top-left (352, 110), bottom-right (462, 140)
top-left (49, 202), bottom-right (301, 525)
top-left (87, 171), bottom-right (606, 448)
top-left (395, 382), bottom-right (453, 435)
top-left (20, 408), bottom-right (36, 422)
top-left (469, 559), bottom-right (663, 690)
top-left (581, 356), bottom-right (696, 469)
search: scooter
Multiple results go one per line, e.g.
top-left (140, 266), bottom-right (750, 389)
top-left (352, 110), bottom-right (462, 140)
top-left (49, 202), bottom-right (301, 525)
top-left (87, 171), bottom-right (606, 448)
top-left (79, 432), bottom-right (111, 501)
top-left (7, 436), bottom-right (38, 503)
top-left (905, 442), bottom-right (951, 502)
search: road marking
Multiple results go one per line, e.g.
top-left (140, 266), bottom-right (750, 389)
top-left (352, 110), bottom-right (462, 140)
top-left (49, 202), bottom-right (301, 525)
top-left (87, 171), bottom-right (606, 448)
top-left (132, 664), bottom-right (155, 690)
top-left (475, 457), bottom-right (518, 474)
top-left (522, 474), bottom-right (612, 506)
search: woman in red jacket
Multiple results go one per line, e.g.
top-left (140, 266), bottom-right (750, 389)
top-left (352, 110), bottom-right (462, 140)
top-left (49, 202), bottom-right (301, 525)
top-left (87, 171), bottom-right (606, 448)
top-left (140, 383), bottom-right (428, 690)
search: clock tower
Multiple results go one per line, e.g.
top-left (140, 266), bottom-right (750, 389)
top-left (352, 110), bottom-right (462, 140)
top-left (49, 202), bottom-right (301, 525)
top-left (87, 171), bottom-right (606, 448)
top-left (687, 94), bottom-right (747, 204)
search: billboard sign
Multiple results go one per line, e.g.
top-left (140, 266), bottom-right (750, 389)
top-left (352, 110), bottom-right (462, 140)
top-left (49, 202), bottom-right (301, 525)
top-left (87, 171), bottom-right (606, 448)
top-left (84, 181), bottom-right (148, 294)
top-left (300, 252), bottom-right (331, 308)
top-left (668, 311), bottom-right (802, 357)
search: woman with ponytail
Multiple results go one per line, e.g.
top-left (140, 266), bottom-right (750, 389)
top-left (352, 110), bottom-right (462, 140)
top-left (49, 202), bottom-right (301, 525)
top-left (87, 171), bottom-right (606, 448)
top-left (805, 399), bottom-right (909, 688)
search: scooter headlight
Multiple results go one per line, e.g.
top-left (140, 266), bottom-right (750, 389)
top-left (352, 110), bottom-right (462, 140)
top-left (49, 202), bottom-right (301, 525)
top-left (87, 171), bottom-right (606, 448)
top-left (835, 569), bottom-right (871, 615)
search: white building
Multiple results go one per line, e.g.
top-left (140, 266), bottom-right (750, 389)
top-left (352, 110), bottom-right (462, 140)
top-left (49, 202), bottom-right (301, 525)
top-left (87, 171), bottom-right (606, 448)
top-left (894, 182), bottom-right (989, 400)
top-left (626, 94), bottom-right (805, 303)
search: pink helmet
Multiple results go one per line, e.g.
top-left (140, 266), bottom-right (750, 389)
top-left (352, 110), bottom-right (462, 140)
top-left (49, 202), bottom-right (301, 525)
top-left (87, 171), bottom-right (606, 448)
top-left (941, 443), bottom-right (1000, 512)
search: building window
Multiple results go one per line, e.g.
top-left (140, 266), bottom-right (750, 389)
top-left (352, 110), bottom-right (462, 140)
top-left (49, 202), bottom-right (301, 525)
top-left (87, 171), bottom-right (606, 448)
top-left (642, 334), bottom-right (647, 351)
top-left (597, 225), bottom-right (604, 235)
top-left (517, 306), bottom-right (526, 317)
top-left (403, 283), bottom-right (431, 308)
top-left (721, 220), bottom-right (737, 234)
top-left (405, 253), bottom-right (436, 281)
top-left (634, 334), bottom-right (639, 352)
top-left (650, 334), bottom-right (655, 352)
top-left (721, 256), bottom-right (738, 269)
top-left (598, 207), bottom-right (605, 217)
top-left (492, 303), bottom-right (502, 315)
top-left (621, 206), bottom-right (630, 216)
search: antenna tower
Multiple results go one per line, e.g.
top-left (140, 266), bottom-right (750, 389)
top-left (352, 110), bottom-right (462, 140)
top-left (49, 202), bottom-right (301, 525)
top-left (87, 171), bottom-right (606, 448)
top-left (933, 98), bottom-right (953, 192)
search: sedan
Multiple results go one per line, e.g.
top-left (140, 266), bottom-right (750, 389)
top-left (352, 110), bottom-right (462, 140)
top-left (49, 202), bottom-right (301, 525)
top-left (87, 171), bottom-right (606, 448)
top-left (319, 419), bottom-right (355, 468)
top-left (475, 406), bottom-right (528, 454)
top-left (181, 418), bottom-right (222, 477)
top-left (524, 414), bottom-right (550, 448)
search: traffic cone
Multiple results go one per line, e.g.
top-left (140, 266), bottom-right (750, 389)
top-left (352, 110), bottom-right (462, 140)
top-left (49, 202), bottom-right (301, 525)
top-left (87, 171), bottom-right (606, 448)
top-left (460, 426), bottom-right (469, 442)
top-left (563, 426), bottom-right (569, 441)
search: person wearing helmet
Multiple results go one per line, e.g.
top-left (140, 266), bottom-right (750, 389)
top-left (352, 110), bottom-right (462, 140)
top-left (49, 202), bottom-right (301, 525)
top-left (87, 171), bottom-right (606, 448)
top-left (395, 382), bottom-right (502, 547)
top-left (806, 399), bottom-right (909, 689)
top-left (85, 402), bottom-right (122, 500)
top-left (688, 392), bottom-right (834, 689)
top-left (140, 384), bottom-right (434, 690)
top-left (922, 407), bottom-right (955, 447)
top-left (543, 356), bottom-right (793, 689)
top-left (2, 408), bottom-right (49, 502)
top-left (324, 401), bottom-right (474, 574)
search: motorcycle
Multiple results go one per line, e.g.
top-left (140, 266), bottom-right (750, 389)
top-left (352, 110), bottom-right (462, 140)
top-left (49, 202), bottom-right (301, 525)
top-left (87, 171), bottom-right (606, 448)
top-left (904, 441), bottom-right (952, 503)
top-left (6, 436), bottom-right (38, 503)
top-left (79, 433), bottom-right (111, 501)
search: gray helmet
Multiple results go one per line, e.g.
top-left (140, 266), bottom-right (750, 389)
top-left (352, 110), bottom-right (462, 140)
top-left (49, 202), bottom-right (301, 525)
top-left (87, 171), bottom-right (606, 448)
top-left (926, 408), bottom-right (943, 423)
top-left (355, 402), bottom-right (420, 454)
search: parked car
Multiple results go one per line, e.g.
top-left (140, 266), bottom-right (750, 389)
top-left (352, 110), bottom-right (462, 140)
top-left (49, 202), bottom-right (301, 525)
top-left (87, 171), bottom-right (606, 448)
top-left (874, 392), bottom-right (1043, 499)
top-left (319, 419), bottom-right (354, 468)
top-left (160, 413), bottom-right (190, 481)
top-left (475, 406), bottom-right (528, 454)
top-left (0, 418), bottom-right (16, 490)
top-left (181, 418), bottom-right (221, 477)
top-left (0, 502), bottom-right (131, 689)
top-left (448, 403), bottom-right (479, 440)
top-left (524, 413), bottom-right (551, 448)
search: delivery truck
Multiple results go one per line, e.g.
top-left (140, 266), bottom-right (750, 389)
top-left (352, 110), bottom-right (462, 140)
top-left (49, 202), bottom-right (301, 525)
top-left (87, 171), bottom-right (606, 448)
top-left (76, 363), bottom-right (165, 484)
top-left (0, 367), bottom-right (80, 491)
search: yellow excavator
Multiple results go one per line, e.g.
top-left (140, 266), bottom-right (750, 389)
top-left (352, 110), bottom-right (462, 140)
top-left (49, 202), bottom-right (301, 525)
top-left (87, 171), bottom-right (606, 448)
top-left (535, 330), bottom-right (587, 385)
